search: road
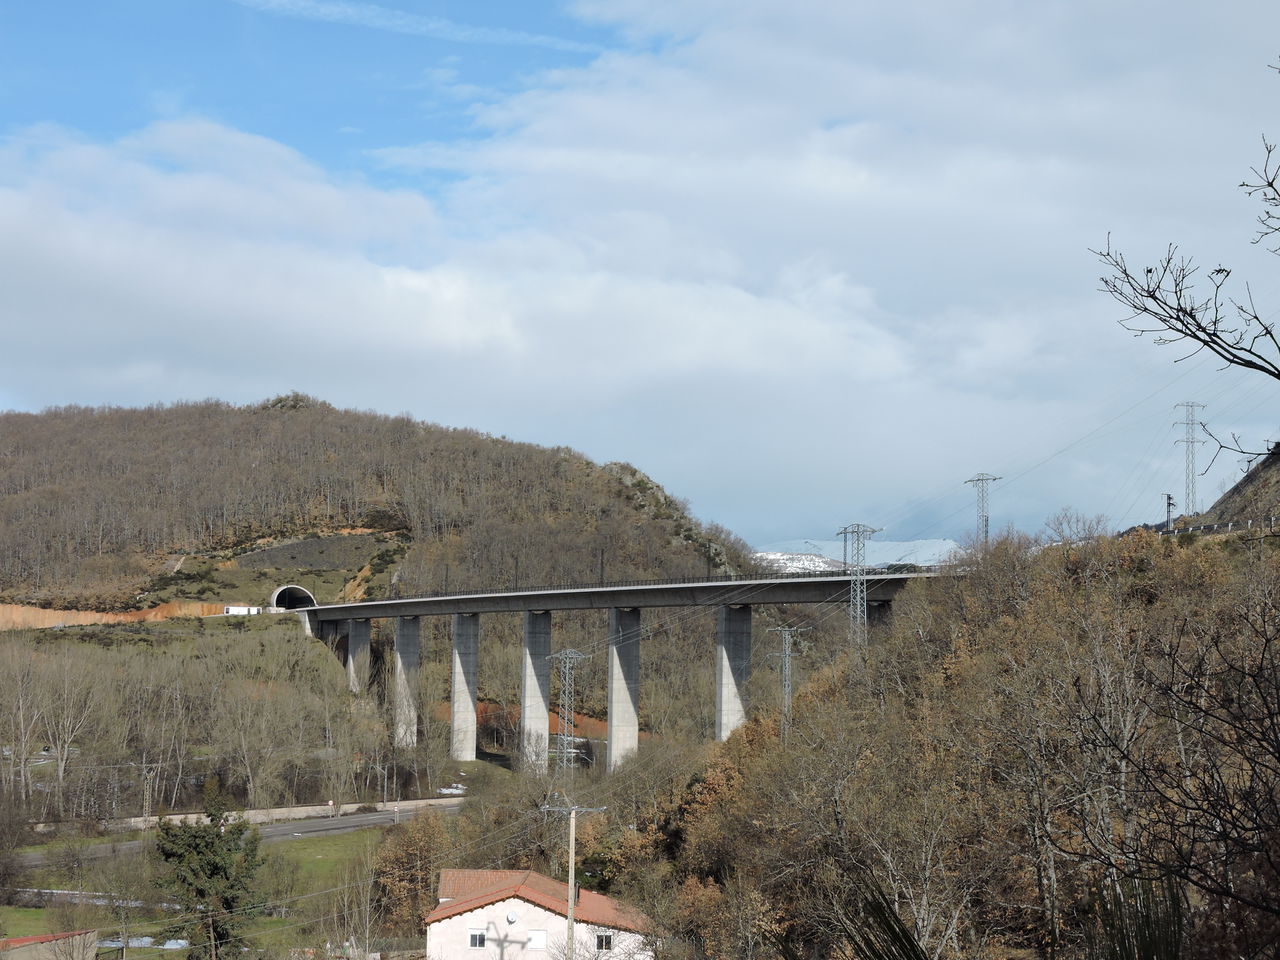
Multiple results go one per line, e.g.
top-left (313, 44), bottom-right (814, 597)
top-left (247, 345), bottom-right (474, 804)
top-left (16, 801), bottom-right (463, 869)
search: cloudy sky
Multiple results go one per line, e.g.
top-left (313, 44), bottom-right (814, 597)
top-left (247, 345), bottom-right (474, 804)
top-left (1, 1), bottom-right (1278, 549)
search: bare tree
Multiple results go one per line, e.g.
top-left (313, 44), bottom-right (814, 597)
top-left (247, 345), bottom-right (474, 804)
top-left (1097, 240), bottom-right (1280, 384)
top-left (1073, 556), bottom-right (1280, 957)
top-left (39, 646), bottom-right (101, 818)
top-left (1096, 63), bottom-right (1280, 457)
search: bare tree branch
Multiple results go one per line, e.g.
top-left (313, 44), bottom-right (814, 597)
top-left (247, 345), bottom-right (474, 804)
top-left (1243, 136), bottom-right (1280, 252)
top-left (1095, 239), bottom-right (1280, 383)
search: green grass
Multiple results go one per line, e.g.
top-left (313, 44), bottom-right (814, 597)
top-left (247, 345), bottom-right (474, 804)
top-left (272, 826), bottom-right (387, 887)
top-left (0, 906), bottom-right (55, 938)
top-left (144, 563), bottom-right (353, 608)
top-left (16, 831), bottom-right (144, 859)
top-left (6, 827), bottom-right (391, 949)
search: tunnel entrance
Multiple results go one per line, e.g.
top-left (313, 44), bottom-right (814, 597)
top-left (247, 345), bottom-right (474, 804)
top-left (270, 584), bottom-right (317, 609)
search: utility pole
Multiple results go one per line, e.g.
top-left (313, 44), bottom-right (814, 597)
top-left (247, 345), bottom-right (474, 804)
top-left (836, 523), bottom-right (879, 646)
top-left (547, 649), bottom-right (590, 771)
top-left (1165, 493), bottom-right (1176, 532)
top-left (1175, 401), bottom-right (1205, 516)
top-left (541, 801), bottom-right (606, 960)
top-left (768, 627), bottom-right (809, 742)
top-left (965, 473), bottom-right (1001, 548)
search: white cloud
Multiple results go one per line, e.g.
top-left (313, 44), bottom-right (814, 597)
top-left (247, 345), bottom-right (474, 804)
top-left (4, 0), bottom-right (1279, 544)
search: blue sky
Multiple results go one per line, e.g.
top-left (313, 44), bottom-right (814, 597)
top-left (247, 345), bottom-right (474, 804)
top-left (0, 2), bottom-right (612, 173)
top-left (2, 0), bottom-right (1279, 550)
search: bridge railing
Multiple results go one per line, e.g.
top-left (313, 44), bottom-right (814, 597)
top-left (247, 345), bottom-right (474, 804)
top-left (363, 565), bottom-right (944, 603)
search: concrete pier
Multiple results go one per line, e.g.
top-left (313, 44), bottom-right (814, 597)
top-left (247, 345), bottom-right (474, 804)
top-left (297, 570), bottom-right (928, 775)
top-left (715, 604), bottom-right (752, 741)
top-left (393, 617), bottom-right (421, 748)
top-left (520, 610), bottom-right (552, 771)
top-left (346, 618), bottom-right (371, 694)
top-left (607, 607), bottom-right (641, 772)
top-left (451, 613), bottom-right (480, 762)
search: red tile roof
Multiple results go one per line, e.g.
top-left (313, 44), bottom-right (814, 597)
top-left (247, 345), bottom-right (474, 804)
top-left (1, 931), bottom-right (95, 951)
top-left (437, 869), bottom-right (530, 902)
top-left (427, 869), bottom-right (647, 933)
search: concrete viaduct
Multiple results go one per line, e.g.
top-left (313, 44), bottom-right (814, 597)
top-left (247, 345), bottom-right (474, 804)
top-left (282, 573), bottom-right (926, 773)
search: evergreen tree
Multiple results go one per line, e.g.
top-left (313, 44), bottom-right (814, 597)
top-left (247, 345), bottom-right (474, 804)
top-left (155, 785), bottom-right (264, 960)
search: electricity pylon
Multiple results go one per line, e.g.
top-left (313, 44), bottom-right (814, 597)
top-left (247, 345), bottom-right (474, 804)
top-left (836, 523), bottom-right (879, 646)
top-left (548, 649), bottom-right (590, 771)
top-left (768, 626), bottom-right (809, 742)
top-left (1175, 402), bottom-right (1205, 516)
top-left (965, 473), bottom-right (1001, 547)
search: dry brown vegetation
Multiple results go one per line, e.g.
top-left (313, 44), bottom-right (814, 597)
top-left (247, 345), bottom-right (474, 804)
top-left (582, 530), bottom-right (1280, 959)
top-left (363, 530), bottom-right (1280, 959)
top-left (0, 394), bottom-right (755, 608)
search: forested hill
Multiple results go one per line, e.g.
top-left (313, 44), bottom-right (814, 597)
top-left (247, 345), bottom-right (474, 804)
top-left (0, 394), bottom-right (753, 608)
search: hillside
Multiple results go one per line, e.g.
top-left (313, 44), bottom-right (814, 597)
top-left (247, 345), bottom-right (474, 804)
top-left (0, 394), bottom-right (756, 609)
top-left (1197, 442), bottom-right (1280, 526)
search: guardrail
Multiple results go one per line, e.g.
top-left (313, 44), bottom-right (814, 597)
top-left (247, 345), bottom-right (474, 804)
top-left (1159, 516), bottom-right (1280, 537)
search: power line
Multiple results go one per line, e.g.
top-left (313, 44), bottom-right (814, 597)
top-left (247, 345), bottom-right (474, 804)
top-left (540, 799), bottom-right (607, 960)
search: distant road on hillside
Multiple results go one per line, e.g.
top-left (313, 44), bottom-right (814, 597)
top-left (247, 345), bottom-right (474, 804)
top-left (16, 802), bottom-right (463, 869)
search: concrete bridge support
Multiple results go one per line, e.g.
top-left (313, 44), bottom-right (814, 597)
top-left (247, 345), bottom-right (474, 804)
top-left (520, 611), bottom-right (552, 771)
top-left (346, 618), bottom-right (371, 694)
top-left (607, 607), bottom-right (641, 772)
top-left (715, 604), bottom-right (752, 741)
top-left (393, 617), bottom-right (421, 748)
top-left (451, 613), bottom-right (480, 762)
top-left (317, 619), bottom-right (341, 648)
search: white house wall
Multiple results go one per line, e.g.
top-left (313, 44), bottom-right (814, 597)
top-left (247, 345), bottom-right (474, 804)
top-left (427, 895), bottom-right (651, 960)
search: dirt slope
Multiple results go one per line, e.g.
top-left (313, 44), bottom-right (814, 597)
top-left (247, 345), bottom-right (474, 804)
top-left (0, 600), bottom-right (226, 630)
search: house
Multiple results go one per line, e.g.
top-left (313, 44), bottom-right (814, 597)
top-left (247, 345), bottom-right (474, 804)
top-left (425, 869), bottom-right (652, 960)
top-left (0, 930), bottom-right (97, 960)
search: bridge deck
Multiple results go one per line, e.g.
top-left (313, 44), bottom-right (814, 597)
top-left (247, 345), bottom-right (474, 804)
top-left (304, 572), bottom-right (932, 621)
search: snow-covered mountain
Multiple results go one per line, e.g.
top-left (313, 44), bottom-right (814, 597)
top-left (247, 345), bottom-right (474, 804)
top-left (753, 538), bottom-right (960, 574)
top-left (754, 551), bottom-right (848, 574)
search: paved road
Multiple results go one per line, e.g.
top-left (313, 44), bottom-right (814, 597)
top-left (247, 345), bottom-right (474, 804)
top-left (17, 802), bottom-right (463, 869)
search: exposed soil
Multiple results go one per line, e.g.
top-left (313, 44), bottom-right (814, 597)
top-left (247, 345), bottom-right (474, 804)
top-left (0, 600), bottom-right (226, 630)
top-left (430, 702), bottom-right (635, 739)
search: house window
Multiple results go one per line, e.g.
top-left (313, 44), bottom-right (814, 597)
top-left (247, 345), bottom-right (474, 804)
top-left (468, 930), bottom-right (486, 948)
top-left (596, 933), bottom-right (613, 951)
top-left (528, 930), bottom-right (547, 950)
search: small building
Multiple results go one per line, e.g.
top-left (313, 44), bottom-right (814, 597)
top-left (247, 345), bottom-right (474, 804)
top-left (0, 930), bottom-right (97, 960)
top-left (425, 869), bottom-right (652, 960)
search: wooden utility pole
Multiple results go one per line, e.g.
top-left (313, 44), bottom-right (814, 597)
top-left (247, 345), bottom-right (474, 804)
top-left (542, 799), bottom-right (606, 960)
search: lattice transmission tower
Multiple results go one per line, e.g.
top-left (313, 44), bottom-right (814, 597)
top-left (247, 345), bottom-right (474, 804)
top-left (965, 473), bottom-right (1001, 548)
top-left (768, 626), bottom-right (809, 742)
top-left (836, 523), bottom-right (879, 646)
top-left (548, 649), bottom-right (590, 771)
top-left (1175, 401), bottom-right (1205, 517)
